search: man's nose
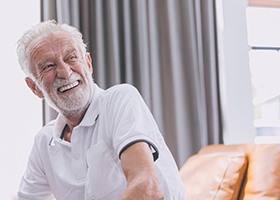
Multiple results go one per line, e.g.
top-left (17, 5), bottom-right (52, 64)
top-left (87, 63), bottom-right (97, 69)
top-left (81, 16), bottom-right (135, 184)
top-left (56, 61), bottom-right (72, 79)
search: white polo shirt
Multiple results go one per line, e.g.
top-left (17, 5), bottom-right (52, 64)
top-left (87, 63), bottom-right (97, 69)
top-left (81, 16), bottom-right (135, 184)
top-left (17, 84), bottom-right (186, 200)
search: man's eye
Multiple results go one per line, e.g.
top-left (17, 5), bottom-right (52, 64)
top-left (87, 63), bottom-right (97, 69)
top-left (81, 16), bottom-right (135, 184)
top-left (45, 64), bottom-right (55, 69)
top-left (41, 64), bottom-right (55, 72)
top-left (68, 54), bottom-right (78, 61)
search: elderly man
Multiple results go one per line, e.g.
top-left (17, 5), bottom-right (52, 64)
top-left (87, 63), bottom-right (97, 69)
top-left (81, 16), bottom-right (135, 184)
top-left (16, 20), bottom-right (186, 200)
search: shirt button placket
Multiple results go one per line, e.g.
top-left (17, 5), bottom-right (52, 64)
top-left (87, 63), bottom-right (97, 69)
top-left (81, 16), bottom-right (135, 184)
top-left (72, 153), bottom-right (80, 160)
top-left (71, 128), bottom-right (86, 181)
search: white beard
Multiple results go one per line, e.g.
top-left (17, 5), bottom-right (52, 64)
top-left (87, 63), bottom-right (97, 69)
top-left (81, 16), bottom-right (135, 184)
top-left (41, 72), bottom-right (94, 116)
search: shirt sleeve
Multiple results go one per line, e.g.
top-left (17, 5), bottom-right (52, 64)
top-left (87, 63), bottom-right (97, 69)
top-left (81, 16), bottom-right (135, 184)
top-left (105, 84), bottom-right (163, 161)
top-left (118, 139), bottom-right (159, 161)
top-left (17, 136), bottom-right (55, 200)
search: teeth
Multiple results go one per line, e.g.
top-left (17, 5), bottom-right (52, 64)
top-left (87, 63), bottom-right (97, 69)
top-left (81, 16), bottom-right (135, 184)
top-left (58, 81), bottom-right (79, 92)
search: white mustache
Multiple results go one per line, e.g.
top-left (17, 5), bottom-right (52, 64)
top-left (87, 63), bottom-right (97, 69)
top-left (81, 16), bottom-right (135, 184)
top-left (54, 73), bottom-right (81, 89)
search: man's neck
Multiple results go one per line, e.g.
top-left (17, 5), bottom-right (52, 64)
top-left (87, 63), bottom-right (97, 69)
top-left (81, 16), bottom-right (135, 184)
top-left (61, 100), bottom-right (91, 126)
top-left (61, 124), bottom-right (72, 142)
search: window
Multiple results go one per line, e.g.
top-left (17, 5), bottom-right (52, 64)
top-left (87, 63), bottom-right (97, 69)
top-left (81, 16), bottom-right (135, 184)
top-left (246, 1), bottom-right (280, 136)
top-left (215, 0), bottom-right (256, 144)
top-left (0, 1), bottom-right (41, 199)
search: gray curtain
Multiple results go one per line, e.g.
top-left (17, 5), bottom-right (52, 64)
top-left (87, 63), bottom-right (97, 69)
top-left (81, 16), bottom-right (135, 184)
top-left (41, 0), bottom-right (222, 167)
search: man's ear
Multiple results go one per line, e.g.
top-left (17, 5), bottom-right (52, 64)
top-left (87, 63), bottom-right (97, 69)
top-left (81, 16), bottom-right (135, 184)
top-left (86, 52), bottom-right (93, 73)
top-left (25, 77), bottom-right (44, 98)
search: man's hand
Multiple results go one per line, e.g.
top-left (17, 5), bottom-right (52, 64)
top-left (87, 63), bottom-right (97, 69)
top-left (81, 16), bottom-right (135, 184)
top-left (120, 142), bottom-right (164, 200)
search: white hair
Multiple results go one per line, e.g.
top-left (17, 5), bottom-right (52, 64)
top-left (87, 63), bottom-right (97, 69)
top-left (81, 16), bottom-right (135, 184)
top-left (16, 20), bottom-right (87, 80)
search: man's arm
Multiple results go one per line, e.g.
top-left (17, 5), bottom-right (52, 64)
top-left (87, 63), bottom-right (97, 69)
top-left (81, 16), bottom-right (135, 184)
top-left (17, 140), bottom-right (55, 200)
top-left (120, 142), bottom-right (164, 200)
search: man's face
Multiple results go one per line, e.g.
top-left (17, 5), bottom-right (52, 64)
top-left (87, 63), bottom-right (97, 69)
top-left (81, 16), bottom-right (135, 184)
top-left (28, 33), bottom-right (94, 115)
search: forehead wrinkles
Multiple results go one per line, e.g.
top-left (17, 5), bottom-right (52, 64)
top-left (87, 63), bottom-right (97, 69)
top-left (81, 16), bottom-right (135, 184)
top-left (27, 40), bottom-right (50, 76)
top-left (29, 36), bottom-right (76, 64)
top-left (56, 38), bottom-right (75, 53)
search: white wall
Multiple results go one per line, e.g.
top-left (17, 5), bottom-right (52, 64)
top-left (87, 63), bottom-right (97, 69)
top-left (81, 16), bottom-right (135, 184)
top-left (216, 0), bottom-right (256, 144)
top-left (0, 1), bottom-right (41, 199)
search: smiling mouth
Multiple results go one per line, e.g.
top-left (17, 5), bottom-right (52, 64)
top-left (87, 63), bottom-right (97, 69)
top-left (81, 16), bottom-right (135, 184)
top-left (58, 81), bottom-right (80, 92)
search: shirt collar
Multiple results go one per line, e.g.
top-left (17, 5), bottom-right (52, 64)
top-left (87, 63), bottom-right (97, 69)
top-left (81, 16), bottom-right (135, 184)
top-left (79, 84), bottom-right (104, 126)
top-left (53, 84), bottom-right (104, 139)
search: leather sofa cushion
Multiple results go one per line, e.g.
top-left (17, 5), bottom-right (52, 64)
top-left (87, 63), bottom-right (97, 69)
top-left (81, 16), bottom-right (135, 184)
top-left (243, 144), bottom-right (280, 200)
top-left (180, 151), bottom-right (247, 200)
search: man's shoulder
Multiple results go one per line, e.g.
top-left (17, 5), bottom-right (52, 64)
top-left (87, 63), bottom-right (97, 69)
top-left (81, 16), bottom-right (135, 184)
top-left (34, 120), bottom-right (55, 144)
top-left (105, 83), bottom-right (141, 99)
top-left (106, 83), bottom-right (137, 92)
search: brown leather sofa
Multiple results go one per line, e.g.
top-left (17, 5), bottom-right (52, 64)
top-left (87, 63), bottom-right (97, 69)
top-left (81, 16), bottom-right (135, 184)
top-left (179, 144), bottom-right (280, 200)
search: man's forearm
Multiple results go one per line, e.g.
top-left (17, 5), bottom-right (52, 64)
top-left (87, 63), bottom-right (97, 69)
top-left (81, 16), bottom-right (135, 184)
top-left (120, 142), bottom-right (164, 200)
